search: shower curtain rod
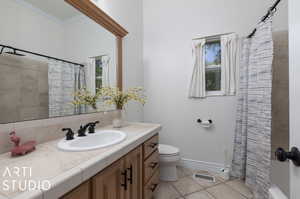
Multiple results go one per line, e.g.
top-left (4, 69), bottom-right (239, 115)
top-left (247, 0), bottom-right (282, 38)
top-left (0, 44), bottom-right (84, 67)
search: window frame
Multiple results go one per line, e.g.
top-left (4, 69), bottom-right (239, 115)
top-left (204, 39), bottom-right (225, 97)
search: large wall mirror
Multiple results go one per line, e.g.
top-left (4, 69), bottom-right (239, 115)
top-left (0, 0), bottom-right (128, 124)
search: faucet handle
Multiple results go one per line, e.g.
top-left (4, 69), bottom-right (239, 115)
top-left (78, 125), bottom-right (87, 137)
top-left (62, 128), bottom-right (74, 140)
top-left (88, 121), bottom-right (100, 134)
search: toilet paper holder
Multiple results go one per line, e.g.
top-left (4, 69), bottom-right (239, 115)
top-left (197, 119), bottom-right (213, 124)
top-left (197, 119), bottom-right (213, 128)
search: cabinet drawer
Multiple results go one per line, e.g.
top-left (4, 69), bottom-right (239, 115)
top-left (144, 150), bottom-right (159, 184)
top-left (143, 170), bottom-right (159, 199)
top-left (143, 134), bottom-right (159, 159)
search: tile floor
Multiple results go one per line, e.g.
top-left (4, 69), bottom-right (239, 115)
top-left (154, 167), bottom-right (253, 199)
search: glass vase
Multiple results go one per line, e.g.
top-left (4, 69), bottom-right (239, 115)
top-left (113, 109), bottom-right (125, 128)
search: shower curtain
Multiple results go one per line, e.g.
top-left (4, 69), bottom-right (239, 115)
top-left (231, 17), bottom-right (274, 199)
top-left (48, 60), bottom-right (84, 117)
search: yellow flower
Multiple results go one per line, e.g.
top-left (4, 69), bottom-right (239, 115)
top-left (97, 87), bottom-right (147, 110)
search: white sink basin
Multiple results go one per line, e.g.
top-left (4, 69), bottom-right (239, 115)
top-left (57, 130), bottom-right (127, 152)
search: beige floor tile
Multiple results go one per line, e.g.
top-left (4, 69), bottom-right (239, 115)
top-left (172, 176), bottom-right (203, 196)
top-left (192, 171), bottom-right (222, 188)
top-left (154, 182), bottom-right (181, 199)
top-left (206, 184), bottom-right (247, 199)
top-left (185, 191), bottom-right (215, 199)
top-left (226, 179), bottom-right (253, 198)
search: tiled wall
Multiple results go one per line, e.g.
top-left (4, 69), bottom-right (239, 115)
top-left (0, 110), bottom-right (119, 154)
top-left (0, 54), bottom-right (49, 123)
top-left (271, 30), bottom-right (289, 159)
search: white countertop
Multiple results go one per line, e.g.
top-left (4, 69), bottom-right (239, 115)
top-left (0, 122), bottom-right (161, 199)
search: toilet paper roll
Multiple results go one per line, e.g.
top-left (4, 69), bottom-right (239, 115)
top-left (200, 120), bottom-right (213, 128)
top-left (201, 120), bottom-right (211, 125)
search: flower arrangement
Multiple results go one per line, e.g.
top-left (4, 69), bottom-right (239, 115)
top-left (99, 87), bottom-right (146, 110)
top-left (72, 87), bottom-right (146, 110)
top-left (72, 89), bottom-right (101, 110)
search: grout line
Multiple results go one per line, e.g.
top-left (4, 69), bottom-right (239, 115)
top-left (225, 180), bottom-right (254, 198)
top-left (222, 183), bottom-right (248, 199)
top-left (201, 190), bottom-right (218, 199)
top-left (170, 182), bottom-right (184, 197)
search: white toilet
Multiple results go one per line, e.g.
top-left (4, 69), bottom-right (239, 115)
top-left (158, 144), bottom-right (180, 181)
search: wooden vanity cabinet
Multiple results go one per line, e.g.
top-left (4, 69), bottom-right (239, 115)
top-left (61, 134), bottom-right (159, 199)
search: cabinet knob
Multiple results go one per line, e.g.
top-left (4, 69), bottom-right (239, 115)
top-left (149, 162), bottom-right (158, 169)
top-left (149, 183), bottom-right (158, 192)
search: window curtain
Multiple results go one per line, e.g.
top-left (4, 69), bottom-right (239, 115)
top-left (231, 17), bottom-right (274, 199)
top-left (102, 56), bottom-right (111, 87)
top-left (85, 58), bottom-right (96, 95)
top-left (188, 39), bottom-right (206, 98)
top-left (221, 33), bottom-right (239, 95)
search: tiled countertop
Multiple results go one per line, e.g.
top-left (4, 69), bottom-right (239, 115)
top-left (0, 122), bottom-right (161, 199)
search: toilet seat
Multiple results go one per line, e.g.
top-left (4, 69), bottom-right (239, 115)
top-left (159, 144), bottom-right (180, 156)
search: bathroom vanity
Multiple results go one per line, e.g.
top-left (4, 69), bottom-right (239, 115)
top-left (61, 133), bottom-right (159, 199)
top-left (0, 123), bottom-right (161, 199)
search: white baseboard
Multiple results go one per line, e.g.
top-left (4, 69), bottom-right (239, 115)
top-left (179, 158), bottom-right (229, 174)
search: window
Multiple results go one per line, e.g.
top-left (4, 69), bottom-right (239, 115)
top-left (188, 33), bottom-right (237, 98)
top-left (95, 57), bottom-right (103, 91)
top-left (204, 40), bottom-right (223, 95)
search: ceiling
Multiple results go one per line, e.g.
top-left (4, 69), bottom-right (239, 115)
top-left (23, 0), bottom-right (81, 21)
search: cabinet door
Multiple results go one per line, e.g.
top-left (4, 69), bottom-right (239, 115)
top-left (125, 146), bottom-right (143, 199)
top-left (61, 181), bottom-right (91, 199)
top-left (92, 159), bottom-right (126, 199)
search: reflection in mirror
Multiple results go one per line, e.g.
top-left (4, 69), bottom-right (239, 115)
top-left (0, 0), bottom-right (117, 123)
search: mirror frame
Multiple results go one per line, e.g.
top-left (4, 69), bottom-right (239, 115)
top-left (65, 0), bottom-right (128, 90)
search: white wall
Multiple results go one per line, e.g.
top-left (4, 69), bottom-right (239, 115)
top-left (64, 15), bottom-right (117, 86)
top-left (143, 0), bottom-right (288, 166)
top-left (94, 0), bottom-right (144, 122)
top-left (0, 0), bottom-right (65, 59)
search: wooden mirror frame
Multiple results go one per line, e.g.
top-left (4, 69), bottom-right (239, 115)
top-left (65, 0), bottom-right (128, 90)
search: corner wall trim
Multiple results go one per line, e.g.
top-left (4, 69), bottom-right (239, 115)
top-left (179, 158), bottom-right (228, 174)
